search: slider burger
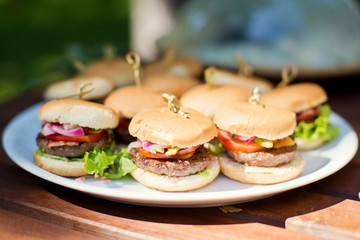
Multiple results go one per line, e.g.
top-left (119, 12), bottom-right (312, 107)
top-left (86, 57), bottom-right (134, 87)
top-left (180, 84), bottom-right (251, 119)
top-left (44, 75), bottom-right (114, 101)
top-left (104, 52), bottom-right (167, 143)
top-left (104, 86), bottom-right (166, 143)
top-left (127, 94), bottom-right (220, 191)
top-left (143, 46), bottom-right (203, 78)
top-left (144, 56), bottom-right (204, 78)
top-left (205, 66), bottom-right (273, 93)
top-left (142, 73), bottom-right (201, 97)
top-left (34, 99), bottom-right (119, 177)
top-left (180, 67), bottom-right (251, 119)
top-left (213, 95), bottom-right (304, 184)
top-left (86, 45), bottom-right (134, 87)
top-left (261, 83), bottom-right (339, 150)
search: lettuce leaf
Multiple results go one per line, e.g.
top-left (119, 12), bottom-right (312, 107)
top-left (84, 146), bottom-right (136, 179)
top-left (35, 149), bottom-right (83, 162)
top-left (207, 140), bottom-right (227, 157)
top-left (104, 147), bottom-right (137, 179)
top-left (293, 104), bottom-right (339, 142)
top-left (83, 147), bottom-right (117, 178)
top-left (198, 168), bottom-right (211, 177)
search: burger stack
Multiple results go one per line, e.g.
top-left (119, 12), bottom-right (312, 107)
top-left (35, 52), bottom-right (339, 192)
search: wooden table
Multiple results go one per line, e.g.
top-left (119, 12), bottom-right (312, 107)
top-left (0, 79), bottom-right (359, 240)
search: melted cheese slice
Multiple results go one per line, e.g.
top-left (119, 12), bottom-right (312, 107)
top-left (273, 137), bottom-right (295, 149)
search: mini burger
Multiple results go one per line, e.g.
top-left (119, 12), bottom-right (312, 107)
top-left (142, 74), bottom-right (201, 97)
top-left (213, 101), bottom-right (305, 184)
top-left (34, 99), bottom-right (119, 177)
top-left (86, 50), bottom-right (134, 87)
top-left (104, 86), bottom-right (166, 143)
top-left (261, 83), bottom-right (339, 150)
top-left (44, 75), bottom-right (114, 101)
top-left (143, 56), bottom-right (204, 78)
top-left (127, 96), bottom-right (220, 191)
top-left (180, 84), bottom-right (251, 119)
top-left (143, 46), bottom-right (203, 78)
top-left (205, 66), bottom-right (273, 93)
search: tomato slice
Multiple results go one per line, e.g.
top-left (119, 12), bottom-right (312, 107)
top-left (296, 106), bottom-right (321, 121)
top-left (217, 129), bottom-right (264, 153)
top-left (46, 130), bottom-right (105, 142)
top-left (138, 145), bottom-right (199, 159)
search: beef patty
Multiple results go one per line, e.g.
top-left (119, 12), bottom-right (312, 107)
top-left (227, 145), bottom-right (297, 167)
top-left (36, 133), bottom-right (112, 157)
top-left (129, 146), bottom-right (211, 177)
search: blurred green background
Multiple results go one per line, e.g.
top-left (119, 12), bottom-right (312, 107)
top-left (0, 0), bottom-right (130, 104)
top-left (1, 0), bottom-right (359, 105)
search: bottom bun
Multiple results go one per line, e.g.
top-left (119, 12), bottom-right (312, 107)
top-left (34, 152), bottom-right (87, 177)
top-left (131, 156), bottom-right (220, 192)
top-left (295, 138), bottom-right (325, 151)
top-left (219, 152), bottom-right (305, 184)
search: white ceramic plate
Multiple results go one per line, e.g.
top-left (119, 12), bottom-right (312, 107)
top-left (2, 103), bottom-right (358, 207)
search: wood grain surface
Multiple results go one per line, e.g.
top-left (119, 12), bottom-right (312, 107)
top-left (286, 199), bottom-right (360, 239)
top-left (0, 78), bottom-right (359, 239)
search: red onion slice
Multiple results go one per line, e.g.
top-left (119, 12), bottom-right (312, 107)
top-left (50, 124), bottom-right (85, 137)
top-left (245, 136), bottom-right (255, 144)
top-left (148, 143), bottom-right (168, 153)
top-left (176, 145), bottom-right (199, 155)
top-left (218, 129), bottom-right (255, 144)
top-left (233, 134), bottom-right (254, 142)
top-left (142, 141), bottom-right (153, 148)
top-left (127, 141), bottom-right (143, 152)
top-left (63, 123), bottom-right (79, 130)
top-left (41, 122), bottom-right (56, 136)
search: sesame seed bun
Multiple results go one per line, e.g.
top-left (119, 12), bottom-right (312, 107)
top-left (39, 99), bottom-right (119, 129)
top-left (104, 86), bottom-right (166, 119)
top-left (180, 84), bottom-right (251, 119)
top-left (131, 155), bottom-right (220, 192)
top-left (213, 102), bottom-right (296, 140)
top-left (44, 76), bottom-right (114, 100)
top-left (129, 107), bottom-right (217, 148)
top-left (210, 69), bottom-right (274, 93)
top-left (86, 57), bottom-right (134, 87)
top-left (261, 83), bottom-right (328, 113)
top-left (142, 74), bottom-right (200, 97)
top-left (218, 152), bottom-right (305, 184)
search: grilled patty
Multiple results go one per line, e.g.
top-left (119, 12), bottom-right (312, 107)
top-left (227, 145), bottom-right (297, 167)
top-left (36, 133), bottom-right (112, 157)
top-left (129, 146), bottom-right (211, 177)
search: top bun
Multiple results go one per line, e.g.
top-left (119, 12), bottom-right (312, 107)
top-left (44, 76), bottom-right (114, 100)
top-left (213, 102), bottom-right (296, 140)
top-left (129, 108), bottom-right (217, 148)
top-left (39, 99), bottom-right (119, 129)
top-left (144, 56), bottom-right (203, 78)
top-left (86, 57), bottom-right (134, 87)
top-left (210, 69), bottom-right (273, 93)
top-left (180, 84), bottom-right (251, 119)
top-left (142, 74), bottom-right (200, 97)
top-left (104, 86), bottom-right (166, 119)
top-left (260, 83), bottom-right (328, 113)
